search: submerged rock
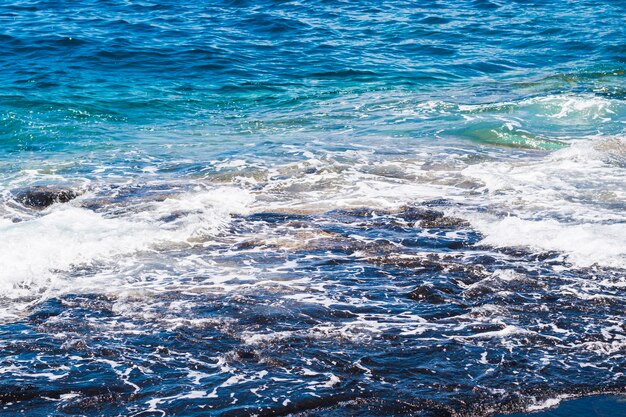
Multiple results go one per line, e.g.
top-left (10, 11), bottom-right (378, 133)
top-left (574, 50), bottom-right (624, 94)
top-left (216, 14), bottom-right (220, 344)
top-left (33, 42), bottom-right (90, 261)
top-left (13, 186), bottom-right (80, 209)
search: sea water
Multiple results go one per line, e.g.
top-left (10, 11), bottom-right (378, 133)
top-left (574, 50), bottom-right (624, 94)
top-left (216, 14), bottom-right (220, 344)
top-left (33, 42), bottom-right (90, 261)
top-left (0, 1), bottom-right (624, 415)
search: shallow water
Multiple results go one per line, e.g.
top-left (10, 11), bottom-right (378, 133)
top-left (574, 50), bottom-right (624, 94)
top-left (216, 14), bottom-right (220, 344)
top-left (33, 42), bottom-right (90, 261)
top-left (0, 1), bottom-right (625, 416)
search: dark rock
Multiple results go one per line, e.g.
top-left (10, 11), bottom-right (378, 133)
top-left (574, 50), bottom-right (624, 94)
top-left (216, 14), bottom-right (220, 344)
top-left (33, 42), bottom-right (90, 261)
top-left (462, 284), bottom-right (494, 298)
top-left (371, 255), bottom-right (443, 272)
top-left (408, 285), bottom-right (446, 304)
top-left (466, 323), bottom-right (506, 334)
top-left (419, 216), bottom-right (469, 229)
top-left (399, 206), bottom-right (469, 228)
top-left (399, 206), bottom-right (444, 222)
top-left (13, 186), bottom-right (80, 209)
top-left (330, 207), bottom-right (388, 218)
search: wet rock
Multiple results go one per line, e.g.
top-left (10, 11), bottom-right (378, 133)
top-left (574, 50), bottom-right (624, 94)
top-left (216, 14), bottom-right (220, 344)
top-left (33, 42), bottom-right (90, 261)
top-left (341, 208), bottom-right (383, 217)
top-left (155, 346), bottom-right (170, 355)
top-left (466, 323), bottom-right (506, 334)
top-left (246, 211), bottom-right (311, 224)
top-left (408, 285), bottom-right (446, 304)
top-left (419, 215), bottom-right (469, 229)
top-left (462, 284), bottom-right (494, 298)
top-left (444, 263), bottom-right (491, 282)
top-left (472, 254), bottom-right (499, 265)
top-left (13, 186), bottom-right (80, 209)
top-left (235, 239), bottom-right (266, 250)
top-left (399, 206), bottom-right (444, 222)
top-left (422, 198), bottom-right (450, 207)
top-left (232, 348), bottom-right (260, 361)
top-left (398, 206), bottom-right (469, 228)
top-left (371, 255), bottom-right (443, 271)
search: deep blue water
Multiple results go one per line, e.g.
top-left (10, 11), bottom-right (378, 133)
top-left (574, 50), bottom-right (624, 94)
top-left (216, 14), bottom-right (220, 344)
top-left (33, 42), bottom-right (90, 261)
top-left (0, 1), bottom-right (625, 416)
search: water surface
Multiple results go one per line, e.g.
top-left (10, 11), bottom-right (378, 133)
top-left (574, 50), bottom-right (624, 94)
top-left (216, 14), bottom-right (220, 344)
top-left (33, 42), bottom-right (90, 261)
top-left (0, 1), bottom-right (625, 416)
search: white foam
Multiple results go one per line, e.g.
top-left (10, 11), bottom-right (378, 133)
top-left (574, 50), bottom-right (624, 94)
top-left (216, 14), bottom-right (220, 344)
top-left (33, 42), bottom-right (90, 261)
top-left (0, 187), bottom-right (253, 302)
top-left (0, 207), bottom-right (153, 297)
top-left (531, 95), bottom-right (616, 122)
top-left (469, 216), bottom-right (625, 268)
top-left (245, 134), bottom-right (626, 268)
top-left (526, 396), bottom-right (566, 412)
top-left (457, 137), bottom-right (626, 268)
top-left (458, 94), bottom-right (621, 124)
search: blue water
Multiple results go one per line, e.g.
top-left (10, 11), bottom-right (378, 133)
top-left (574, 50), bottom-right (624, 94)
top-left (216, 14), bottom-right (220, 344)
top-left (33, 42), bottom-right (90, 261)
top-left (0, 1), bottom-right (625, 416)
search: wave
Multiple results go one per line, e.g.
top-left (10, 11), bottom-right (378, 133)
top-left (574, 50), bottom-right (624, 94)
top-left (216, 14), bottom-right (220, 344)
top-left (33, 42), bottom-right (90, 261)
top-left (0, 187), bottom-right (252, 307)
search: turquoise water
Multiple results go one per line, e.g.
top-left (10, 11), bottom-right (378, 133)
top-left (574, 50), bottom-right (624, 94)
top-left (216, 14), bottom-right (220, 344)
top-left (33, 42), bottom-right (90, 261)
top-left (0, 1), bottom-right (625, 416)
